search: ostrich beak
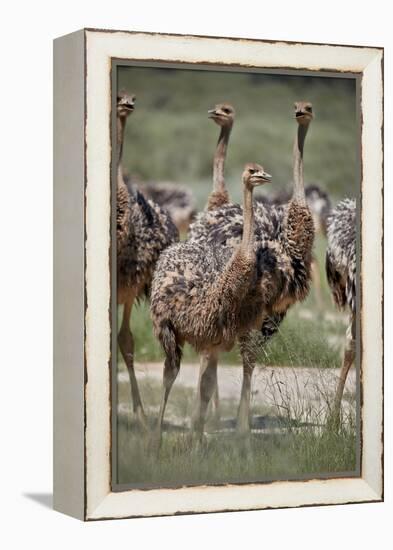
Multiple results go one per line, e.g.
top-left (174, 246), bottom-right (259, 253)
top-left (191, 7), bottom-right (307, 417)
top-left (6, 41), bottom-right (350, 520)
top-left (252, 171), bottom-right (272, 185)
top-left (259, 171), bottom-right (272, 182)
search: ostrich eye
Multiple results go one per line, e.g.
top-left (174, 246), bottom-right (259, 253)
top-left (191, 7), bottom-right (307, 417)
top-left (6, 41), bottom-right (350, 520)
top-left (249, 169), bottom-right (255, 174)
top-left (305, 106), bottom-right (312, 112)
top-left (222, 108), bottom-right (230, 114)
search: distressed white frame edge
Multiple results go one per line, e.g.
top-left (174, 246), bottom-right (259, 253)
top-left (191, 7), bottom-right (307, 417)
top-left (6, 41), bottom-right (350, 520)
top-left (84, 29), bottom-right (383, 520)
top-left (54, 29), bottom-right (86, 520)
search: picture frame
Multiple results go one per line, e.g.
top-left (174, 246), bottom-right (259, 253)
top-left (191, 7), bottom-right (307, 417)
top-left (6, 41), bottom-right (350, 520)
top-left (53, 28), bottom-right (383, 521)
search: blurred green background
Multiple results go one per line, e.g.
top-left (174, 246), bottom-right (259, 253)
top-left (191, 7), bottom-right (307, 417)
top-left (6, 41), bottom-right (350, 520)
top-left (116, 66), bottom-right (359, 485)
top-left (119, 66), bottom-right (358, 207)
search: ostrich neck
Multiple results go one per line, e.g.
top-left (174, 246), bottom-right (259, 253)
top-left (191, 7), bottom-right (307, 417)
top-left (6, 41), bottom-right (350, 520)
top-left (292, 123), bottom-right (309, 205)
top-left (241, 184), bottom-right (255, 255)
top-left (117, 115), bottom-right (137, 204)
top-left (117, 115), bottom-right (126, 165)
top-left (283, 122), bottom-right (314, 262)
top-left (213, 125), bottom-right (232, 193)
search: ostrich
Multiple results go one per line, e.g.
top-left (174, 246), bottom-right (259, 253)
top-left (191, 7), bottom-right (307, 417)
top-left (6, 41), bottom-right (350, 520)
top-left (206, 103), bottom-right (236, 210)
top-left (325, 198), bottom-right (356, 425)
top-left (193, 102), bottom-right (235, 421)
top-left (116, 90), bottom-right (179, 430)
top-left (150, 163), bottom-right (273, 445)
top-left (188, 102), bottom-right (315, 434)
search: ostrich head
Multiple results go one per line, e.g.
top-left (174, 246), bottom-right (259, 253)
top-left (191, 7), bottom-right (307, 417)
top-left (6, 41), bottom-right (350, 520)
top-left (117, 90), bottom-right (136, 119)
top-left (243, 163), bottom-right (272, 190)
top-left (294, 101), bottom-right (313, 126)
top-left (208, 102), bottom-right (236, 127)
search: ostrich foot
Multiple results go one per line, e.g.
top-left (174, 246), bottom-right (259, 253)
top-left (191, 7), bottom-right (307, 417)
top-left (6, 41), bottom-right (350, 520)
top-left (326, 407), bottom-right (342, 433)
top-left (188, 423), bottom-right (207, 449)
top-left (236, 410), bottom-right (251, 436)
top-left (189, 431), bottom-right (207, 454)
top-left (235, 425), bottom-right (252, 456)
top-left (134, 406), bottom-right (150, 434)
top-left (147, 429), bottom-right (162, 457)
top-left (208, 408), bottom-right (221, 431)
top-left (236, 425), bottom-right (251, 437)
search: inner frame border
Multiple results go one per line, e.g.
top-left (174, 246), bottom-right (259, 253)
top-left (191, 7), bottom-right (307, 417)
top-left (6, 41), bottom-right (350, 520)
top-left (109, 58), bottom-right (363, 493)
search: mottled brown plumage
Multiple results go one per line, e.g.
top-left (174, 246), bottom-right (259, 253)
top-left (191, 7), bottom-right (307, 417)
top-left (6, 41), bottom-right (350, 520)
top-left (116, 91), bottom-right (178, 429)
top-left (117, 177), bottom-right (178, 299)
top-left (150, 163), bottom-right (273, 444)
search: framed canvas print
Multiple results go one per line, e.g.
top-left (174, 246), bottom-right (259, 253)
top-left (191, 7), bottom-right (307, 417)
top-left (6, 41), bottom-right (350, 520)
top-left (53, 28), bottom-right (384, 521)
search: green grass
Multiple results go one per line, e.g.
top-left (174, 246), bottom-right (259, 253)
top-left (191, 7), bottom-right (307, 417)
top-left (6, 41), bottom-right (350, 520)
top-left (116, 376), bottom-right (357, 486)
top-left (117, 426), bottom-right (356, 486)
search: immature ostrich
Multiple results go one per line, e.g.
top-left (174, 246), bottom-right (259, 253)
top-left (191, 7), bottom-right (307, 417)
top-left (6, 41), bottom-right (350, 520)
top-left (150, 163), bottom-right (273, 444)
top-left (116, 91), bottom-right (179, 430)
top-left (206, 103), bottom-right (236, 210)
top-left (325, 198), bottom-right (356, 425)
top-left (194, 102), bottom-right (235, 420)
top-left (188, 102), bottom-right (315, 433)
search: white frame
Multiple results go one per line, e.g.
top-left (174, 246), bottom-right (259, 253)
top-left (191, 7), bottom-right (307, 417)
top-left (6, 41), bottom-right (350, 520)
top-left (53, 28), bottom-right (383, 521)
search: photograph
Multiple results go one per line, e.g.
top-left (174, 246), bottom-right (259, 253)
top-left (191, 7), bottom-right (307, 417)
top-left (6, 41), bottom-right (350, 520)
top-left (114, 64), bottom-right (360, 488)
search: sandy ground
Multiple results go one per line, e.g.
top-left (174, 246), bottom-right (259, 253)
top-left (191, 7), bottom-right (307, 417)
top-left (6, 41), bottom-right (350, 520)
top-left (118, 363), bottom-right (357, 427)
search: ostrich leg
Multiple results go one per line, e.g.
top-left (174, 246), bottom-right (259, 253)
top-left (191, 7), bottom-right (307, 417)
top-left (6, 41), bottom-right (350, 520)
top-left (237, 334), bottom-right (257, 434)
top-left (192, 350), bottom-right (219, 440)
top-left (211, 382), bottom-right (220, 424)
top-left (118, 297), bottom-right (149, 431)
top-left (154, 338), bottom-right (182, 449)
top-left (193, 351), bottom-right (219, 429)
top-left (330, 313), bottom-right (356, 427)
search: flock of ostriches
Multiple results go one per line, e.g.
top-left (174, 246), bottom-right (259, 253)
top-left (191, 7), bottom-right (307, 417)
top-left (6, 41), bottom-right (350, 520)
top-left (116, 90), bottom-right (356, 449)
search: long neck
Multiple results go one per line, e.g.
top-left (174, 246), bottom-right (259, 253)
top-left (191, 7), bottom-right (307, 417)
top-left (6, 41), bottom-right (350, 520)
top-left (213, 124), bottom-right (232, 193)
top-left (292, 123), bottom-right (309, 205)
top-left (283, 122), bottom-right (315, 263)
top-left (241, 184), bottom-right (254, 255)
top-left (117, 115), bottom-right (126, 165)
